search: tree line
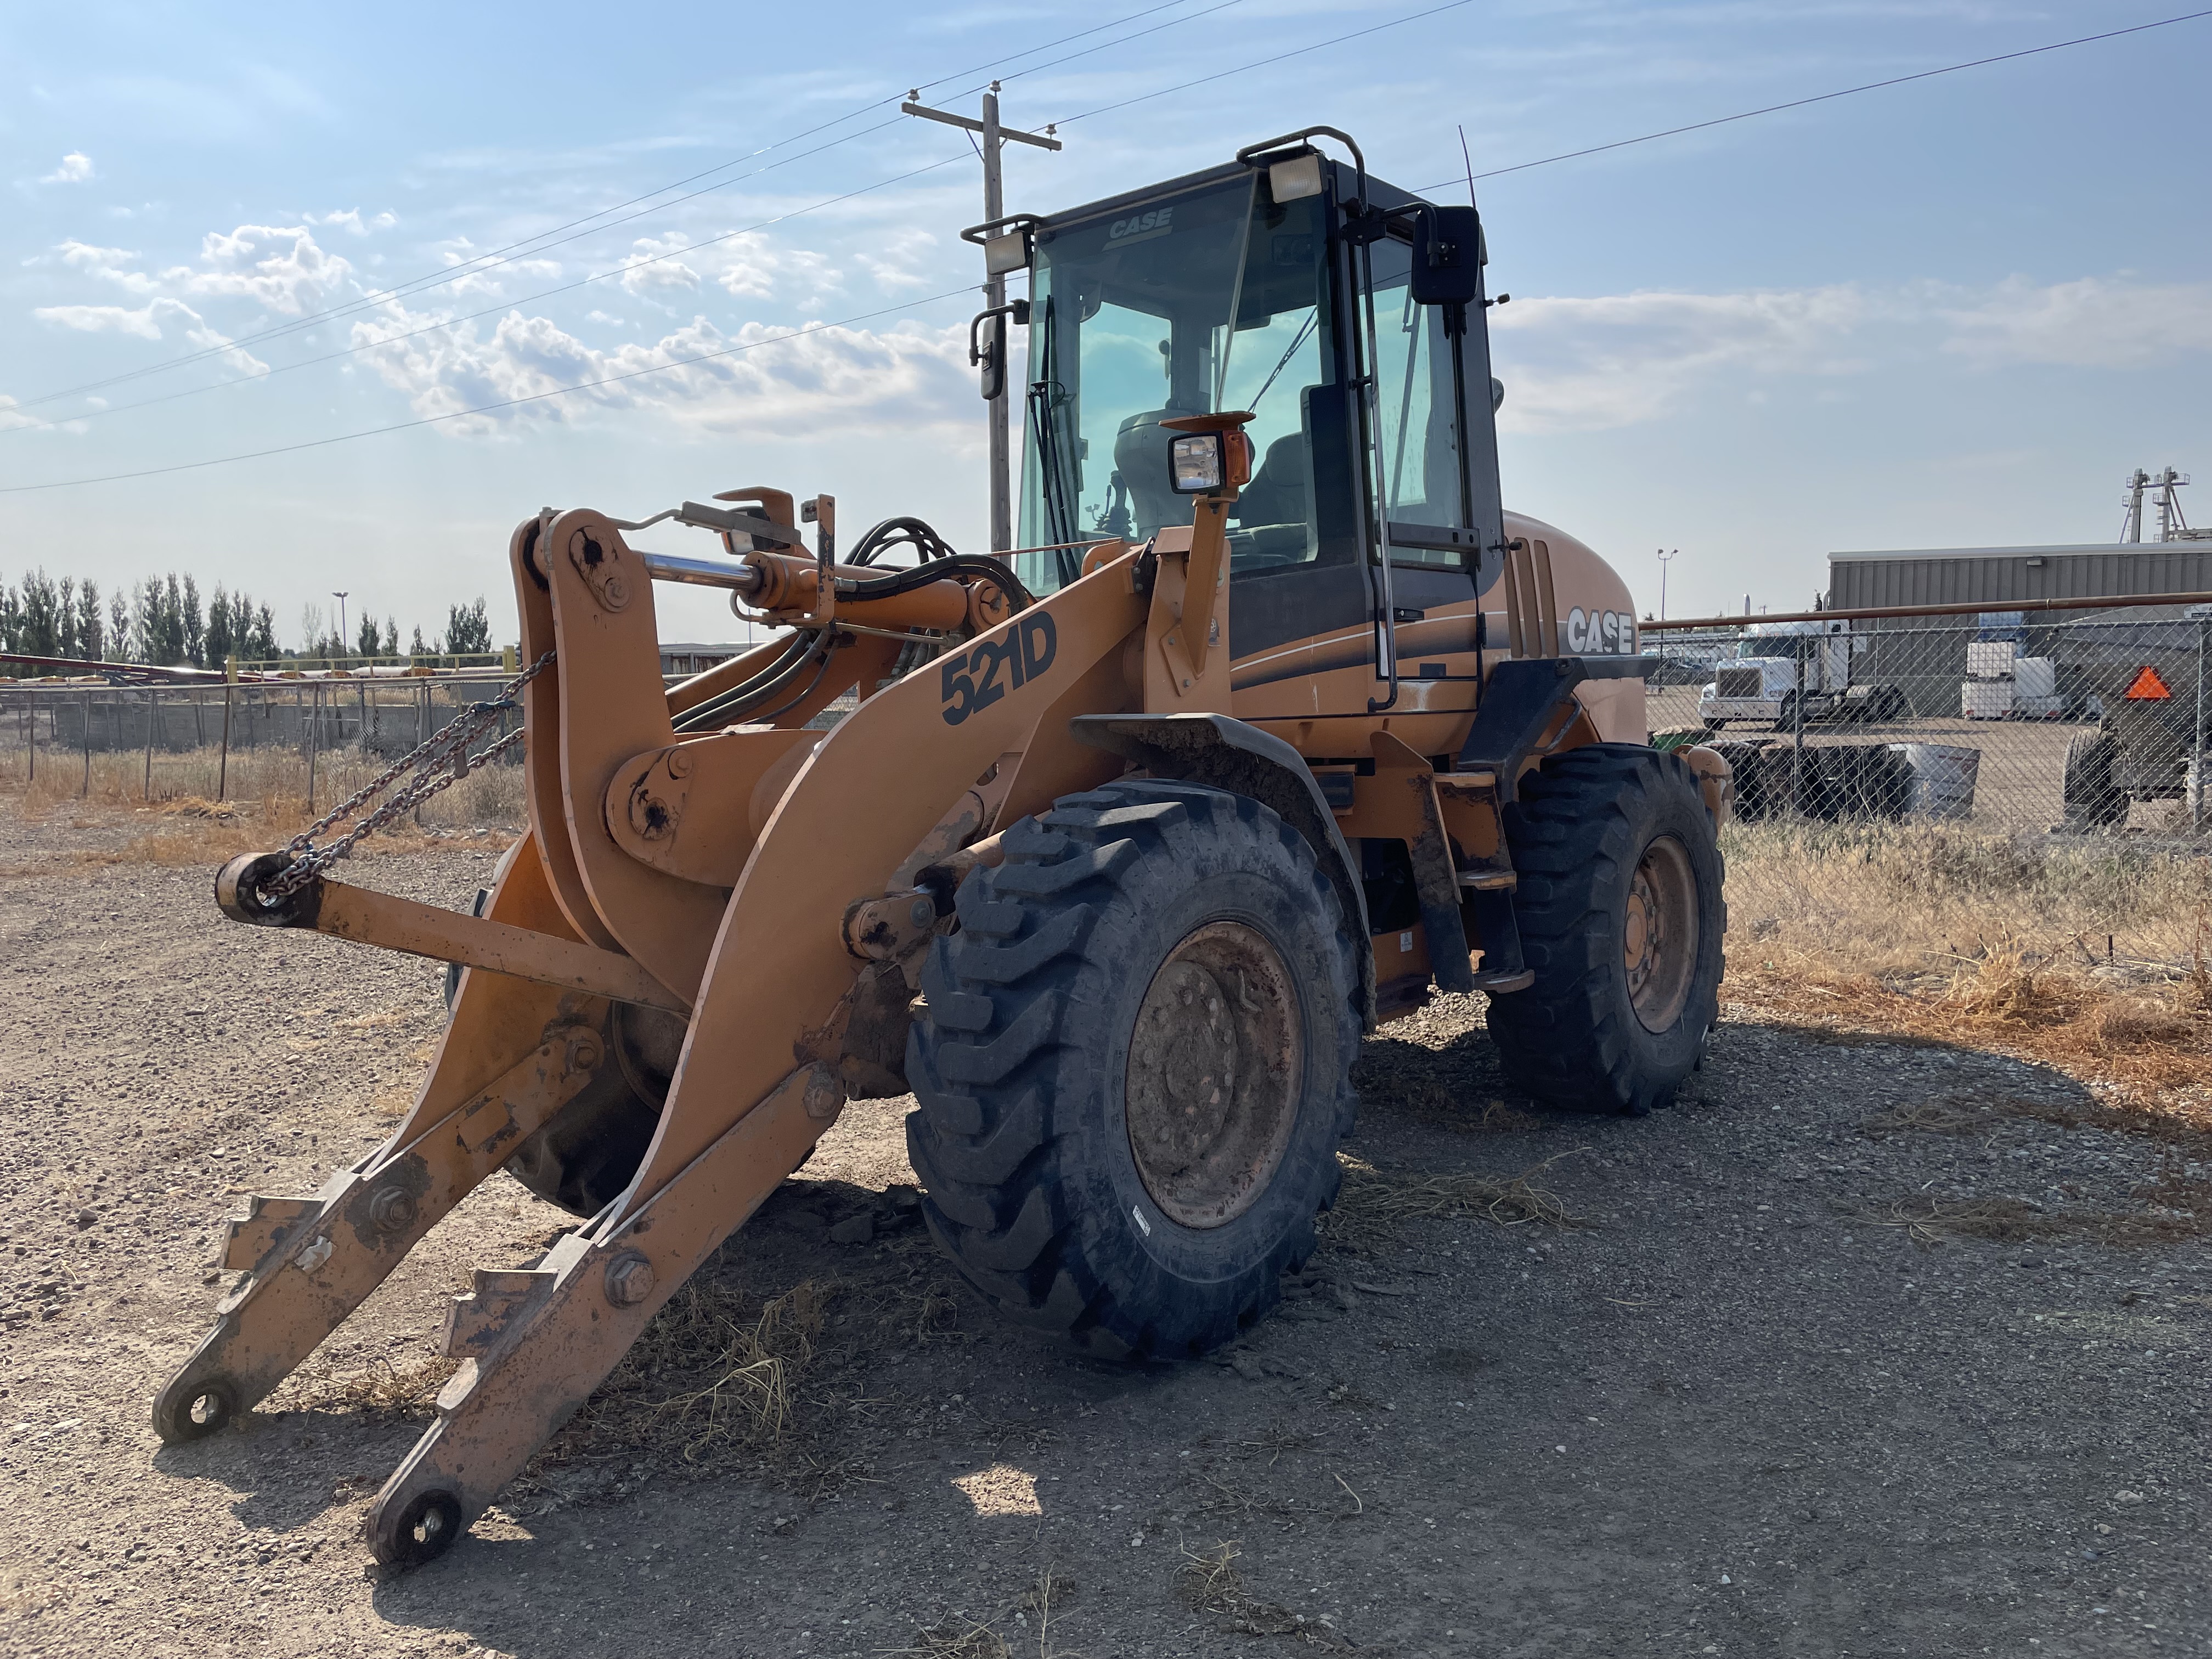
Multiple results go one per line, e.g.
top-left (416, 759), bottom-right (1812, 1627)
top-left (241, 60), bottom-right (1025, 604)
top-left (0, 569), bottom-right (498, 668)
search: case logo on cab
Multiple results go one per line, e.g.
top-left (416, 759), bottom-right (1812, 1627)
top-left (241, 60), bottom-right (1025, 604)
top-left (1107, 207), bottom-right (1175, 245)
top-left (1565, 608), bottom-right (1635, 655)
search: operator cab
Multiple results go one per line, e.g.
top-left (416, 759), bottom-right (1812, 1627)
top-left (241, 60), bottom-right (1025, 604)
top-left (1009, 134), bottom-right (1509, 662)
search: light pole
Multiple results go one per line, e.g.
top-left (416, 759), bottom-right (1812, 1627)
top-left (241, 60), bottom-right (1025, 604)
top-left (331, 591), bottom-right (349, 662)
top-left (1656, 549), bottom-right (1677, 621)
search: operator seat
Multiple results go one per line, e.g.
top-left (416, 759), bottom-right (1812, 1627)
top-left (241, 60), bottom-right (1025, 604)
top-left (1113, 407), bottom-right (1201, 538)
top-left (1230, 433), bottom-right (1315, 565)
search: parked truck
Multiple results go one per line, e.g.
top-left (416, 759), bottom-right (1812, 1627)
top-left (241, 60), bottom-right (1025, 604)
top-left (1698, 618), bottom-right (1907, 731)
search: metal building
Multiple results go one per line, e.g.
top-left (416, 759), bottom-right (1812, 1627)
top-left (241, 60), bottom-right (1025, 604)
top-left (1828, 542), bottom-right (2212, 612)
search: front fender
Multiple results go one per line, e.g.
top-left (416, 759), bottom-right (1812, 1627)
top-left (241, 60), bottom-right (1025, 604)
top-left (1068, 712), bottom-right (1376, 1029)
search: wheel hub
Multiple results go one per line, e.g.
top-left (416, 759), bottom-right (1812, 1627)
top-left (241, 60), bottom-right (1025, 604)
top-left (1623, 835), bottom-right (1699, 1033)
top-left (1125, 921), bottom-right (1304, 1229)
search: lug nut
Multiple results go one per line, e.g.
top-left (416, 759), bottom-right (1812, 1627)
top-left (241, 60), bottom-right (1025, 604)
top-left (604, 1252), bottom-right (655, 1307)
top-left (367, 1186), bottom-right (419, 1234)
top-left (566, 1030), bottom-right (604, 1074)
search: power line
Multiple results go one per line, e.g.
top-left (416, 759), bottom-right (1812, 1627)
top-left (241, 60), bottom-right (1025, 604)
top-left (8, 0), bottom-right (1229, 415)
top-left (7, 0), bottom-right (1279, 443)
top-left (1054, 0), bottom-right (1479, 126)
top-left (5, 153), bottom-right (977, 436)
top-left (0, 288), bottom-right (976, 495)
top-left (23, 2), bottom-right (2193, 490)
top-left (1421, 7), bottom-right (2212, 193)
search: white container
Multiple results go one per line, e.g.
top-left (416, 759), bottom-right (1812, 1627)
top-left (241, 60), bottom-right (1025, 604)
top-left (1891, 743), bottom-right (1980, 819)
top-left (1961, 681), bottom-right (2013, 720)
top-left (1966, 640), bottom-right (2017, 679)
top-left (2015, 657), bottom-right (2057, 699)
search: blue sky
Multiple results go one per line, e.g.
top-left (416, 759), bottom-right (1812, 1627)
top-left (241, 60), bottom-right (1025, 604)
top-left (3, 0), bottom-right (2207, 645)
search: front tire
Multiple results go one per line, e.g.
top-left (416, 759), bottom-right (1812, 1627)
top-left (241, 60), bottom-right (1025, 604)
top-left (905, 780), bottom-right (1361, 1359)
top-left (1487, 745), bottom-right (1726, 1115)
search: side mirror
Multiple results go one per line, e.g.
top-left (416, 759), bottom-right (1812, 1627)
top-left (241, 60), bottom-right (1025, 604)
top-left (968, 300), bottom-right (1029, 403)
top-left (1409, 205), bottom-right (1483, 307)
top-left (975, 312), bottom-right (1007, 402)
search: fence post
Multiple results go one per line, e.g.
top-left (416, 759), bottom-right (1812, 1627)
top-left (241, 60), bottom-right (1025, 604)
top-left (218, 659), bottom-right (235, 803)
top-left (2195, 615), bottom-right (2207, 834)
top-left (1790, 636), bottom-right (1807, 814)
top-left (306, 684), bottom-right (320, 814)
top-left (25, 701), bottom-right (33, 783)
top-left (145, 688), bottom-right (157, 800)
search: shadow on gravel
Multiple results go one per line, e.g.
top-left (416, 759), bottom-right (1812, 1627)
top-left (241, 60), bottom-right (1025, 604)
top-left (304, 1016), bottom-right (2212, 1653)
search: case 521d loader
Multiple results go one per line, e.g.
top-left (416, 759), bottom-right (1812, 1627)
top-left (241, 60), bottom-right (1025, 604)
top-left (161, 127), bottom-right (1731, 1566)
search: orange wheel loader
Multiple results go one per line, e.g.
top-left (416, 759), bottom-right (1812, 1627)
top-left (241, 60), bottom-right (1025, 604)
top-left (156, 128), bottom-right (1731, 1567)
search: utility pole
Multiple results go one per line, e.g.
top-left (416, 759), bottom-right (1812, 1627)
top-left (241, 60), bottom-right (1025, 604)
top-left (904, 83), bottom-right (1060, 552)
top-left (1656, 548), bottom-right (1677, 621)
top-left (331, 591), bottom-right (349, 662)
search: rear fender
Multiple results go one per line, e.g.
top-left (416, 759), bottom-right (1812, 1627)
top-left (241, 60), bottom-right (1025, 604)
top-left (1068, 712), bottom-right (1376, 1028)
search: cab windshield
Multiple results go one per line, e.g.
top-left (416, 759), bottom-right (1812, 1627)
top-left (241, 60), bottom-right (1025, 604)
top-left (1018, 175), bottom-right (1339, 594)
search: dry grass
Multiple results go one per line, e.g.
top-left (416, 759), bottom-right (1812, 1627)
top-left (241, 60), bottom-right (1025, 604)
top-left (1838, 1175), bottom-right (2212, 1249)
top-left (1723, 820), bottom-right (2212, 1126)
top-left (1, 740), bottom-right (525, 853)
top-left (1173, 1541), bottom-right (1347, 1647)
top-left (1322, 1149), bottom-right (1583, 1249)
top-left (888, 1568), bottom-right (1077, 1659)
top-left (272, 1352), bottom-right (461, 1423)
top-left (0, 740), bottom-right (522, 875)
top-left (560, 1277), bottom-right (832, 1469)
top-left (891, 1621), bottom-right (1012, 1659)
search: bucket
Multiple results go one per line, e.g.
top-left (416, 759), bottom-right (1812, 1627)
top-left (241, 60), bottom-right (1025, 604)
top-left (1890, 743), bottom-right (1979, 820)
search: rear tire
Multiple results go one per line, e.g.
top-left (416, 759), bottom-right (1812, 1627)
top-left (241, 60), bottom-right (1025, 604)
top-left (2063, 732), bottom-right (2128, 831)
top-left (1487, 745), bottom-right (1726, 1116)
top-left (905, 779), bottom-right (1361, 1359)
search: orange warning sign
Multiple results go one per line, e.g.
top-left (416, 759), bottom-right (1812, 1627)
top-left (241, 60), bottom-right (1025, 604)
top-left (2125, 665), bottom-right (2172, 701)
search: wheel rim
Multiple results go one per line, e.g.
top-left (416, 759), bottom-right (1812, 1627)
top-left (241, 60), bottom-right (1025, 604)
top-left (1125, 921), bottom-right (1304, 1229)
top-left (1623, 836), bottom-right (1699, 1033)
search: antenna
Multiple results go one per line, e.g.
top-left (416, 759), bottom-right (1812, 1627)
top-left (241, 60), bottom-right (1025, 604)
top-left (1457, 124), bottom-right (1477, 208)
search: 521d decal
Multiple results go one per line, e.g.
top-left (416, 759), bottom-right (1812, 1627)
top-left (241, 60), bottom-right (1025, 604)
top-left (940, 612), bottom-right (1058, 726)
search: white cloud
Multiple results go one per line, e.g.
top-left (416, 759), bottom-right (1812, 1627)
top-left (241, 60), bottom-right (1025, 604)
top-left (430, 238), bottom-right (563, 299)
top-left (619, 233), bottom-right (701, 298)
top-left (31, 296), bottom-right (268, 375)
top-left (349, 301), bottom-right (971, 441)
top-left (709, 240), bottom-right (844, 304)
top-left (44, 223), bottom-right (354, 317)
top-left (1491, 274), bottom-right (2212, 432)
top-left (164, 223), bottom-right (353, 314)
top-left (854, 228), bottom-right (941, 294)
top-left (305, 208), bottom-right (398, 236)
top-left (1492, 284), bottom-right (1868, 431)
top-left (41, 153), bottom-right (94, 184)
top-left (55, 239), bottom-right (160, 294)
top-left (1936, 276), bottom-right (2212, 369)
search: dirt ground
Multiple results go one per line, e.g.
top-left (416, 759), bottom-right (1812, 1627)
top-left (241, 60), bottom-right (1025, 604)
top-left (4, 820), bottom-right (2209, 1658)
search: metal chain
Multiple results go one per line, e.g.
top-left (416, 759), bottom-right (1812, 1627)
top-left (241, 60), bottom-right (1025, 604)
top-left (267, 650), bottom-right (554, 895)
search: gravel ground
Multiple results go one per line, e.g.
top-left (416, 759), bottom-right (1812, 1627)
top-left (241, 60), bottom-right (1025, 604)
top-left (3, 821), bottom-right (2208, 1658)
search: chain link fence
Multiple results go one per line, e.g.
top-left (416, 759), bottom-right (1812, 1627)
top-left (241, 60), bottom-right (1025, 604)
top-left (0, 673), bottom-right (528, 810)
top-left (1644, 600), bottom-right (2212, 836)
